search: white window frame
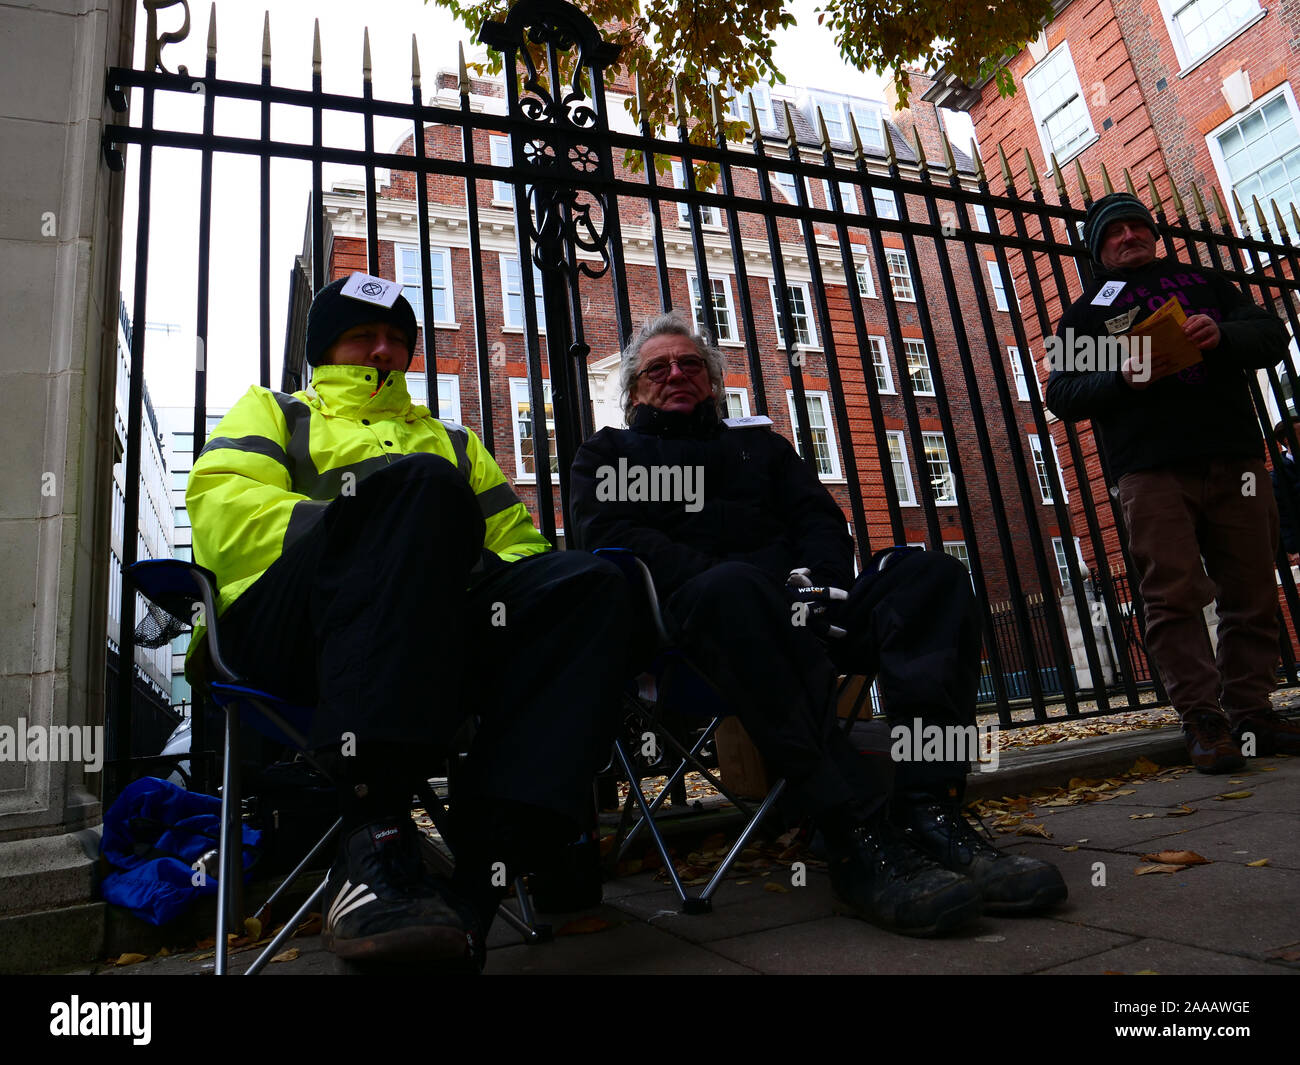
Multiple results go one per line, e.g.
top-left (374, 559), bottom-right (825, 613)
top-left (724, 388), bottom-right (751, 420)
top-left (855, 255), bottom-right (877, 299)
top-left (1157, 0), bottom-right (1264, 72)
top-left (872, 188), bottom-right (900, 221)
top-left (903, 339), bottom-right (935, 396)
top-left (671, 160), bottom-right (723, 228)
top-left (886, 430), bottom-right (917, 506)
top-left (942, 541), bottom-right (975, 590)
top-left (407, 373), bottom-right (462, 422)
top-left (500, 254), bottom-right (546, 330)
top-left (922, 431), bottom-right (958, 506)
top-left (726, 83), bottom-right (775, 131)
top-left (868, 335), bottom-right (894, 394)
top-left (1206, 83), bottom-right (1300, 242)
top-left (1008, 346), bottom-right (1030, 402)
top-left (972, 204), bottom-right (991, 233)
top-left (688, 272), bottom-right (739, 344)
top-left (509, 378), bottom-right (557, 482)
top-left (823, 179), bottom-right (860, 214)
top-left (1023, 42), bottom-right (1097, 167)
top-left (772, 169), bottom-right (799, 205)
top-left (397, 244), bottom-right (455, 327)
top-left (1029, 433), bottom-right (1060, 505)
top-left (1051, 535), bottom-right (1086, 592)
top-left (812, 94), bottom-right (849, 141)
top-left (769, 280), bottom-right (820, 349)
top-left (885, 250), bottom-right (915, 301)
top-left (850, 102), bottom-right (886, 150)
top-left (489, 135), bottom-right (513, 204)
top-left (987, 259), bottom-right (1010, 312)
top-left (786, 390), bottom-right (842, 479)
top-left (1050, 436), bottom-right (1070, 502)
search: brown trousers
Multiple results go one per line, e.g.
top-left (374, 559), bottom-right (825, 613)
top-left (1117, 457), bottom-right (1280, 724)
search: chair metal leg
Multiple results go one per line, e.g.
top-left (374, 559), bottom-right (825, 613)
top-left (614, 740), bottom-right (691, 905)
top-left (215, 707), bottom-right (240, 977)
top-left (243, 875), bottom-right (329, 976)
top-left (700, 778), bottom-right (787, 901)
top-left (252, 817), bottom-right (342, 926)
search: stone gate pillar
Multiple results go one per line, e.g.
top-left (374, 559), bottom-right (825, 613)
top-left (0, 0), bottom-right (135, 971)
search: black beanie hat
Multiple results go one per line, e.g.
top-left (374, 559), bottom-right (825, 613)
top-left (1083, 192), bottom-right (1158, 263)
top-left (304, 274), bottom-right (419, 367)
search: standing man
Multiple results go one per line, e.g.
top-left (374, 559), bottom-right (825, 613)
top-left (572, 312), bottom-right (1065, 937)
top-left (1047, 192), bottom-right (1300, 772)
top-left (188, 273), bottom-right (633, 967)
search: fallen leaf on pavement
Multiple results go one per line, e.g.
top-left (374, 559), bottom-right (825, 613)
top-left (1129, 813), bottom-right (1156, 820)
top-left (1016, 822), bottom-right (1051, 838)
top-left (1268, 946), bottom-right (1300, 961)
top-left (1246, 859), bottom-right (1270, 867)
top-left (192, 951), bottom-right (216, 962)
top-left (271, 948), bottom-right (300, 963)
top-left (736, 880), bottom-right (752, 886)
top-left (111, 953), bottom-right (147, 966)
top-left (194, 936), bottom-right (216, 950)
top-left (1062, 845), bottom-right (1079, 852)
top-left (1165, 804), bottom-right (1196, 817)
top-left (557, 917), bottom-right (612, 936)
top-left (1214, 791), bottom-right (1253, 800)
top-left (764, 882), bottom-right (790, 894)
top-left (1135, 863), bottom-right (1186, 875)
top-left (1128, 757), bottom-right (1161, 775)
top-left (293, 913), bottom-right (322, 938)
top-left (243, 917), bottom-right (262, 941)
top-left (1115, 789), bottom-right (1137, 796)
top-left (1143, 850), bottom-right (1209, 865)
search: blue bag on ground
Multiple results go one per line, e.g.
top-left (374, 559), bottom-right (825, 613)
top-left (100, 776), bottom-right (262, 926)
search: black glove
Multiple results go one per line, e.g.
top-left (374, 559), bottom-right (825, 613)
top-left (785, 568), bottom-right (848, 639)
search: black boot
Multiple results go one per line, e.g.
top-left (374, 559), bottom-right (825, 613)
top-left (895, 791), bottom-right (1067, 915)
top-left (826, 815), bottom-right (982, 937)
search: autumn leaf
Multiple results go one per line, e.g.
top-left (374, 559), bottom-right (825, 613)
top-left (1128, 757), bottom-right (1161, 776)
top-left (271, 947), bottom-right (301, 963)
top-left (293, 913), bottom-right (322, 938)
top-left (1129, 813), bottom-right (1156, 820)
top-left (243, 917), bottom-right (262, 942)
top-left (1135, 863), bottom-right (1186, 875)
top-left (111, 953), bottom-right (148, 966)
top-left (1016, 822), bottom-right (1051, 838)
top-left (1246, 858), bottom-right (1270, 867)
top-left (557, 917), bottom-right (613, 935)
top-left (1062, 845), bottom-right (1079, 852)
top-left (1165, 804), bottom-right (1196, 817)
top-left (1214, 791), bottom-right (1253, 800)
top-left (1142, 851), bottom-right (1210, 866)
top-left (764, 881), bottom-right (790, 893)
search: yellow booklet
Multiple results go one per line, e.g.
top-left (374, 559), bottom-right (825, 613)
top-left (1127, 296), bottom-right (1203, 381)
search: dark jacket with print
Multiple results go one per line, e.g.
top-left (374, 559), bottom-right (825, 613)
top-left (1045, 257), bottom-right (1288, 482)
top-left (571, 402), bottom-right (853, 598)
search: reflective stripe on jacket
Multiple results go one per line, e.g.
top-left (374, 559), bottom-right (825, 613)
top-left (187, 364), bottom-right (551, 617)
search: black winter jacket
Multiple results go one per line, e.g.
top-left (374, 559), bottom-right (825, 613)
top-left (1045, 257), bottom-right (1288, 482)
top-left (571, 402), bottom-right (854, 597)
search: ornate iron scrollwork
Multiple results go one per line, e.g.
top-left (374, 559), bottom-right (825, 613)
top-left (143, 0), bottom-right (192, 75)
top-left (480, 0), bottom-right (621, 281)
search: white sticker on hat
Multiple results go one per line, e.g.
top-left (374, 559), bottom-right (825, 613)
top-left (340, 272), bottom-right (401, 308)
top-left (1091, 280), bottom-right (1126, 307)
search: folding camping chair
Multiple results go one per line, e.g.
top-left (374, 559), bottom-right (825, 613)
top-left (595, 550), bottom-right (790, 914)
top-left (127, 559), bottom-right (547, 976)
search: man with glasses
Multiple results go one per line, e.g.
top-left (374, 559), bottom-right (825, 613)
top-left (571, 311), bottom-right (1065, 937)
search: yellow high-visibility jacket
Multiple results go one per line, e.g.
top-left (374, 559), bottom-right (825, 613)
top-left (187, 364), bottom-right (551, 620)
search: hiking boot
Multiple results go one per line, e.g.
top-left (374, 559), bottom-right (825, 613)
top-left (322, 819), bottom-right (478, 966)
top-left (1183, 711), bottom-right (1246, 774)
top-left (828, 819), bottom-right (982, 937)
top-left (1233, 712), bottom-right (1300, 756)
top-left (895, 793), bottom-right (1067, 915)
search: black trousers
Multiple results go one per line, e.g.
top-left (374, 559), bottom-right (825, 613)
top-left (218, 453), bottom-right (633, 829)
top-left (665, 550), bottom-right (981, 820)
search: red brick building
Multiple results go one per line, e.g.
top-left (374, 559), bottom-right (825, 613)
top-left (290, 70), bottom-right (1077, 604)
top-left (924, 0), bottom-right (1300, 575)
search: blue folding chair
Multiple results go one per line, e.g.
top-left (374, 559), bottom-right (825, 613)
top-left (127, 559), bottom-right (547, 975)
top-left (594, 549), bottom-right (790, 913)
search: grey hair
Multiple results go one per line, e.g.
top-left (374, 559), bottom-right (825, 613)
top-left (618, 310), bottom-right (726, 425)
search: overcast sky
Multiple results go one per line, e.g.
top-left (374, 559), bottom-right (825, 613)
top-left (123, 0), bottom-right (965, 409)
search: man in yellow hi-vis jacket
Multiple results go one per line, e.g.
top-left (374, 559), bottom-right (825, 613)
top-left (188, 273), bottom-right (632, 969)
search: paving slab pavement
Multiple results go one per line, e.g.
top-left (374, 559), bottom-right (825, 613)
top-left (72, 737), bottom-right (1299, 979)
